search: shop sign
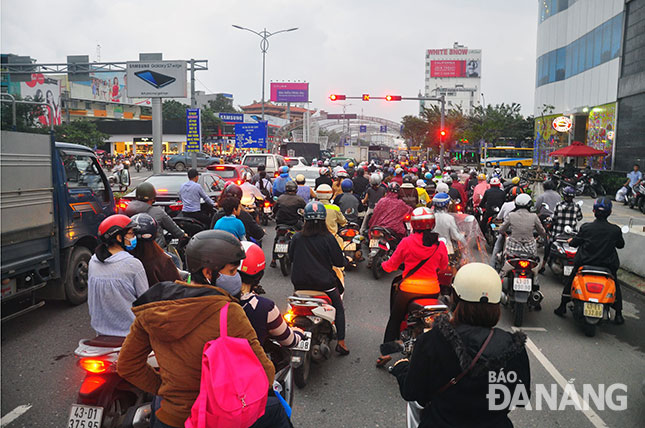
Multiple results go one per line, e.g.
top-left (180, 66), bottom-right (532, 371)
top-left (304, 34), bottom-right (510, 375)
top-left (552, 116), bottom-right (572, 132)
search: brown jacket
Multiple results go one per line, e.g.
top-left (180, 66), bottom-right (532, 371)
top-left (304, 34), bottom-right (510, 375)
top-left (116, 281), bottom-right (275, 428)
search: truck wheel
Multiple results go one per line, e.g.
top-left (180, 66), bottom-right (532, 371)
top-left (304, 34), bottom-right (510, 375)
top-left (516, 162), bottom-right (523, 168)
top-left (65, 246), bottom-right (92, 305)
top-left (174, 162), bottom-right (185, 171)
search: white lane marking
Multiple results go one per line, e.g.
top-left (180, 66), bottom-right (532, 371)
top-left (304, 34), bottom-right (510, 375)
top-left (1, 404), bottom-right (32, 427)
top-left (524, 337), bottom-right (608, 428)
top-left (511, 327), bottom-right (547, 332)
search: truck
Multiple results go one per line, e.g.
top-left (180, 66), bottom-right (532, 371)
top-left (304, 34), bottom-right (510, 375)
top-left (368, 145), bottom-right (392, 162)
top-left (1, 130), bottom-right (117, 321)
top-left (336, 145), bottom-right (368, 163)
top-left (279, 142), bottom-right (321, 164)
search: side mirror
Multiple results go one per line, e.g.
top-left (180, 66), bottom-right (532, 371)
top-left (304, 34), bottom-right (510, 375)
top-left (577, 200), bottom-right (584, 207)
top-left (564, 225), bottom-right (573, 235)
top-left (120, 169), bottom-right (130, 187)
top-left (621, 225), bottom-right (629, 234)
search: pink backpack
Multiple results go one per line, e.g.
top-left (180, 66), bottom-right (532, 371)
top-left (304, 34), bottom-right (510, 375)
top-left (185, 303), bottom-right (269, 428)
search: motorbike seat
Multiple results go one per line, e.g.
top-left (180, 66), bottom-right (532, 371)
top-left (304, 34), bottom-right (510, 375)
top-left (294, 290), bottom-right (332, 304)
top-left (85, 335), bottom-right (125, 348)
top-left (408, 297), bottom-right (442, 312)
top-left (276, 224), bottom-right (297, 231)
top-left (579, 265), bottom-right (614, 276)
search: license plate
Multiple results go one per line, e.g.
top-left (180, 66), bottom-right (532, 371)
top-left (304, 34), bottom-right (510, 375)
top-left (583, 302), bottom-right (603, 318)
top-left (490, 224), bottom-right (496, 229)
top-left (345, 242), bottom-right (356, 251)
top-left (292, 331), bottom-right (312, 352)
top-left (68, 404), bottom-right (103, 428)
top-left (369, 239), bottom-right (379, 248)
top-left (513, 277), bottom-right (532, 292)
top-left (263, 207), bottom-right (272, 213)
top-left (274, 243), bottom-right (289, 253)
top-left (563, 265), bottom-right (573, 276)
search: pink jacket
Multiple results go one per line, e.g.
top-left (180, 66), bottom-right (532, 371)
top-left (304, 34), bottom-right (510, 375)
top-left (369, 193), bottom-right (412, 237)
top-left (473, 182), bottom-right (490, 207)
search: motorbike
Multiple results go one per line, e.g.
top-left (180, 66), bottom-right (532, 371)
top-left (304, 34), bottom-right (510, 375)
top-left (68, 336), bottom-right (154, 428)
top-left (260, 198), bottom-right (273, 226)
top-left (548, 231), bottom-right (578, 283)
top-left (628, 182), bottom-right (645, 213)
top-left (557, 171), bottom-right (601, 198)
top-left (108, 167), bottom-right (131, 192)
top-left (274, 224), bottom-right (298, 276)
top-left (338, 222), bottom-right (364, 270)
top-left (135, 161), bottom-right (142, 173)
top-left (283, 291), bottom-right (334, 388)
top-left (367, 226), bottom-right (398, 279)
top-left (483, 207), bottom-right (502, 250)
top-left (500, 251), bottom-right (543, 327)
top-left (263, 340), bottom-right (295, 409)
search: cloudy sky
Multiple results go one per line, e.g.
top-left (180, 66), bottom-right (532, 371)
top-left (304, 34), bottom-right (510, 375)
top-left (1, 0), bottom-right (538, 122)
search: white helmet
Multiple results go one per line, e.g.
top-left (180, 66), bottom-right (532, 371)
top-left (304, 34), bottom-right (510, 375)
top-left (436, 182), bottom-right (449, 193)
top-left (443, 176), bottom-right (453, 185)
top-left (490, 177), bottom-right (501, 187)
top-left (369, 173), bottom-right (382, 186)
top-left (316, 184), bottom-right (333, 201)
top-left (514, 193), bottom-right (532, 207)
top-left (453, 263), bottom-right (502, 304)
top-left (416, 179), bottom-right (426, 187)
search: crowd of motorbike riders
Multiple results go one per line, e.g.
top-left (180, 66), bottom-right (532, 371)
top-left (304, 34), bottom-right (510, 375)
top-left (85, 155), bottom-right (626, 428)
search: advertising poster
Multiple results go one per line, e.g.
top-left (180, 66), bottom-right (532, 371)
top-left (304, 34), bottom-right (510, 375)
top-left (430, 60), bottom-right (480, 78)
top-left (69, 70), bottom-right (151, 106)
top-left (270, 82), bottom-right (309, 103)
top-left (20, 73), bottom-right (62, 126)
top-left (586, 103), bottom-right (616, 170)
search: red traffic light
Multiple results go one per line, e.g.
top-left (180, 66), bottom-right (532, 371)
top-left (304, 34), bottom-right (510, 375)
top-left (329, 94), bottom-right (346, 101)
top-left (440, 129), bottom-right (447, 136)
top-left (385, 95), bottom-right (402, 101)
top-left (362, 94), bottom-right (370, 101)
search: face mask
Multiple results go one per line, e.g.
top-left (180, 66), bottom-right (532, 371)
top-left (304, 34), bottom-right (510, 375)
top-left (215, 271), bottom-right (242, 296)
top-left (124, 236), bottom-right (137, 251)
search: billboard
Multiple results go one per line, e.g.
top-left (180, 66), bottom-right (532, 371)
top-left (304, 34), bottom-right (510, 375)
top-left (126, 61), bottom-right (187, 98)
top-left (20, 73), bottom-right (62, 126)
top-left (218, 112), bottom-right (244, 122)
top-left (270, 82), bottom-right (309, 103)
top-left (186, 109), bottom-right (201, 152)
top-left (235, 123), bottom-right (267, 149)
top-left (430, 60), bottom-right (480, 78)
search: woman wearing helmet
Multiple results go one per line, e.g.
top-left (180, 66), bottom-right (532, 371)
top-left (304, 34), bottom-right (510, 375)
top-left (272, 165), bottom-right (292, 197)
top-left (390, 263), bottom-right (530, 427)
top-left (416, 179), bottom-right (430, 207)
top-left (360, 173), bottom-right (387, 234)
top-left (376, 207), bottom-right (448, 366)
top-left (333, 179), bottom-right (360, 224)
top-left (315, 183), bottom-right (348, 237)
top-left (289, 201), bottom-right (350, 355)
top-left (431, 193), bottom-right (466, 254)
top-left (554, 197), bottom-right (625, 324)
top-left (315, 166), bottom-right (333, 189)
top-left (129, 213), bottom-right (181, 286)
top-left (89, 214), bottom-right (149, 337)
top-left (295, 173), bottom-right (316, 202)
top-left (368, 182), bottom-right (412, 240)
top-left (117, 230), bottom-right (277, 428)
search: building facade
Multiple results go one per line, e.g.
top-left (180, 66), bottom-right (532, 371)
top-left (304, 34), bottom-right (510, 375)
top-left (423, 43), bottom-right (482, 115)
top-left (534, 0), bottom-right (645, 171)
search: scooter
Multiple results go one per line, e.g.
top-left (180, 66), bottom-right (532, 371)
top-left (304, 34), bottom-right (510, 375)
top-left (548, 230), bottom-right (578, 283)
top-left (501, 252), bottom-right (543, 327)
top-left (274, 225), bottom-right (298, 277)
top-left (367, 226), bottom-right (398, 279)
top-left (283, 291), bottom-right (334, 388)
top-left (628, 182), bottom-right (645, 213)
top-left (68, 336), bottom-right (154, 428)
top-left (338, 222), bottom-right (364, 270)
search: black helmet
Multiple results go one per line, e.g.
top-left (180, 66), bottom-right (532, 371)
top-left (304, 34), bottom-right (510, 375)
top-left (543, 180), bottom-right (555, 191)
top-left (402, 174), bottom-right (414, 184)
top-left (222, 183), bottom-right (243, 200)
top-left (304, 201), bottom-right (327, 221)
top-left (387, 182), bottom-right (401, 193)
top-left (185, 230), bottom-right (246, 274)
top-left (450, 172), bottom-right (458, 182)
top-left (563, 186), bottom-right (576, 200)
top-left (131, 213), bottom-right (157, 241)
top-left (285, 181), bottom-right (298, 193)
top-left (136, 182), bottom-right (156, 201)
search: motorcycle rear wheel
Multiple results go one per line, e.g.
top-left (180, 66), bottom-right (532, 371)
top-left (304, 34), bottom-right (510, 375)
top-left (513, 302), bottom-right (524, 327)
top-left (294, 351), bottom-right (311, 389)
top-left (583, 322), bottom-right (596, 337)
top-left (280, 256), bottom-right (291, 277)
top-left (372, 253), bottom-right (384, 279)
top-left (588, 187), bottom-right (597, 199)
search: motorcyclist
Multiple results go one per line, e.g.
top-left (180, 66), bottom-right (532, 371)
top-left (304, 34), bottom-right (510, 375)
top-left (270, 181), bottom-right (306, 268)
top-left (535, 180), bottom-right (562, 217)
top-left (315, 167), bottom-right (333, 189)
top-left (129, 213), bottom-right (181, 286)
top-left (255, 167), bottom-right (273, 199)
top-left (503, 176), bottom-right (521, 195)
top-left (241, 172), bottom-right (265, 202)
top-left (449, 172), bottom-right (468, 204)
top-left (360, 173), bottom-right (387, 234)
top-left (416, 179), bottom-right (430, 207)
top-left (89, 215), bottom-right (149, 337)
top-left (442, 176), bottom-right (462, 204)
top-left (554, 197), bottom-right (625, 324)
top-left (116, 230), bottom-right (278, 428)
top-left (179, 169), bottom-right (216, 226)
top-left (472, 173), bottom-right (490, 208)
top-left (295, 173), bottom-right (316, 203)
top-left (400, 175), bottom-right (419, 209)
top-left (333, 179), bottom-right (360, 225)
top-left (489, 187), bottom-right (523, 268)
top-left (352, 167), bottom-right (370, 198)
top-left (368, 182), bottom-right (413, 240)
top-left (479, 177), bottom-right (505, 232)
top-left (315, 184), bottom-right (348, 236)
top-left (391, 167), bottom-right (404, 185)
top-left (466, 170), bottom-right (479, 194)
top-left (125, 182), bottom-right (188, 248)
top-left (211, 184), bottom-right (265, 243)
top-left (431, 193), bottom-right (466, 254)
top-left (272, 165), bottom-right (292, 197)
top-left (288, 201), bottom-right (349, 355)
top-left (332, 169), bottom-right (349, 198)
top-left (539, 185), bottom-right (579, 273)
top-left (346, 161), bottom-right (356, 178)
top-left (213, 197), bottom-right (246, 240)
top-left (376, 208), bottom-right (448, 366)
top-left (499, 193), bottom-right (546, 288)
top-left (390, 263), bottom-right (531, 428)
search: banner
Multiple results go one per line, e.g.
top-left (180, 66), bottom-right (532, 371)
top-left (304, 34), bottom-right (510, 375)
top-left (186, 109), bottom-right (201, 152)
top-left (20, 73), bottom-right (62, 126)
top-left (270, 82), bottom-right (309, 103)
top-left (430, 60), bottom-right (480, 78)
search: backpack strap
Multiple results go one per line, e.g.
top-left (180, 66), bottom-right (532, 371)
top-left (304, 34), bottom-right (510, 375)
top-left (219, 302), bottom-right (229, 337)
top-left (437, 328), bottom-right (494, 393)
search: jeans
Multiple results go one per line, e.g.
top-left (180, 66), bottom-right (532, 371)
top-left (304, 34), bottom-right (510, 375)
top-left (489, 234), bottom-right (505, 268)
top-left (150, 396), bottom-right (179, 428)
top-left (384, 289), bottom-right (439, 343)
top-left (250, 394), bottom-right (293, 428)
top-left (325, 287), bottom-right (346, 340)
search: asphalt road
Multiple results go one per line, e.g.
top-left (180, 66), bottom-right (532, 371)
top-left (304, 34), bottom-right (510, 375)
top-left (2, 170), bottom-right (644, 427)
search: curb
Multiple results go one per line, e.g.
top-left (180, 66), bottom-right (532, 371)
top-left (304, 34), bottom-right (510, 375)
top-left (617, 268), bottom-right (645, 296)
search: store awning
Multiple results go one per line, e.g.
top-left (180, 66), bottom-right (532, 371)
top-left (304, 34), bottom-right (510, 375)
top-left (549, 141), bottom-right (606, 157)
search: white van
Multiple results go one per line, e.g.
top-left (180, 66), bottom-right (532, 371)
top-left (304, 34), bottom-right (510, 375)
top-left (242, 153), bottom-right (288, 177)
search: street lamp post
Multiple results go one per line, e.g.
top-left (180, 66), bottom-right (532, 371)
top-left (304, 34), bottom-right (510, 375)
top-left (232, 25), bottom-right (298, 121)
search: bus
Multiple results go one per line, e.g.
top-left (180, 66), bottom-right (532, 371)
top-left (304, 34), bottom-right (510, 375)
top-left (480, 146), bottom-right (534, 168)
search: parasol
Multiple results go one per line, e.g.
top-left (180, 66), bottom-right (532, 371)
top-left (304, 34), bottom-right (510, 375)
top-left (549, 141), bottom-right (606, 157)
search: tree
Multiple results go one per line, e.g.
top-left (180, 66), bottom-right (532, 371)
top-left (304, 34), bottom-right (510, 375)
top-left (162, 100), bottom-right (190, 120)
top-left (207, 94), bottom-right (238, 113)
top-left (463, 103), bottom-right (531, 145)
top-left (54, 120), bottom-right (109, 148)
top-left (401, 115), bottom-right (429, 149)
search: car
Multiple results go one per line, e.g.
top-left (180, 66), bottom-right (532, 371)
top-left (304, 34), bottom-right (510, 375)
top-left (117, 172), bottom-right (226, 216)
top-left (284, 156), bottom-right (309, 168)
top-left (167, 152), bottom-right (221, 171)
top-left (329, 157), bottom-right (356, 168)
top-left (241, 153), bottom-right (288, 177)
top-left (290, 166), bottom-right (321, 188)
top-left (206, 164), bottom-right (254, 185)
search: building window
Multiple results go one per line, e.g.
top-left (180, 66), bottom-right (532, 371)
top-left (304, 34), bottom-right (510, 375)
top-left (539, 0), bottom-right (570, 23)
top-left (555, 47), bottom-right (566, 81)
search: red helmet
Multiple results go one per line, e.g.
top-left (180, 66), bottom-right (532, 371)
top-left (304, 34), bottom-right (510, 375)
top-left (238, 241), bottom-right (266, 276)
top-left (98, 214), bottom-right (135, 242)
top-left (410, 207), bottom-right (436, 231)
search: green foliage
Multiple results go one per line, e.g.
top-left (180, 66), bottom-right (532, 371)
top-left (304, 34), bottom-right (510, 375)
top-left (161, 99), bottom-right (222, 137)
top-left (598, 171), bottom-right (626, 196)
top-left (207, 94), bottom-right (238, 113)
top-left (162, 100), bottom-right (190, 120)
top-left (54, 120), bottom-right (109, 148)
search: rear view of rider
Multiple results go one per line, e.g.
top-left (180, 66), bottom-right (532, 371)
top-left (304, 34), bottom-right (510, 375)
top-left (315, 167), bottom-right (333, 189)
top-left (316, 184), bottom-right (348, 236)
top-left (368, 182), bottom-right (413, 240)
top-left (472, 173), bottom-right (490, 208)
top-left (377, 208), bottom-right (448, 366)
top-left (539, 185), bottom-right (580, 273)
top-left (179, 169), bottom-right (215, 226)
top-left (431, 193), bottom-right (466, 254)
top-left (333, 179), bottom-right (360, 224)
top-left (125, 182), bottom-right (188, 248)
top-left (129, 213), bottom-right (180, 286)
top-left (360, 173), bottom-right (387, 233)
top-left (272, 165), bottom-right (292, 197)
top-left (479, 177), bottom-right (505, 231)
top-left (554, 197), bottom-right (625, 324)
top-left (535, 180), bottom-right (562, 217)
top-left (400, 175), bottom-right (420, 208)
top-left (390, 263), bottom-right (531, 428)
top-left (271, 181), bottom-right (306, 268)
top-left (295, 173), bottom-right (315, 203)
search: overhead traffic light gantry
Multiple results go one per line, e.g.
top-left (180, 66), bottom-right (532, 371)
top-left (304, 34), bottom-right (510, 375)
top-left (329, 94), bottom-right (346, 101)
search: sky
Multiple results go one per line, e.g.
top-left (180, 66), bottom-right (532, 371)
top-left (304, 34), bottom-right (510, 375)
top-left (1, 0), bottom-right (538, 122)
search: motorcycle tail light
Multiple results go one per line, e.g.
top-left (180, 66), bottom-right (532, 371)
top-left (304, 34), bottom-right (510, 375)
top-left (291, 305), bottom-right (314, 317)
top-left (79, 358), bottom-right (109, 374)
top-left (264, 201), bottom-right (270, 207)
top-left (340, 228), bottom-right (357, 238)
top-left (79, 375), bottom-right (107, 396)
top-left (116, 199), bottom-right (129, 212)
top-left (586, 282), bottom-right (604, 293)
top-left (456, 204), bottom-right (462, 212)
top-left (169, 201), bottom-right (183, 212)
top-left (283, 309), bottom-right (296, 325)
top-left (518, 260), bottom-right (530, 269)
top-left (403, 214), bottom-right (411, 222)
top-left (370, 230), bottom-right (382, 238)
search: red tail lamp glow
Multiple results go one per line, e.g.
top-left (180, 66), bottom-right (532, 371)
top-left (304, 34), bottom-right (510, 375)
top-left (518, 260), bottom-right (530, 269)
top-left (79, 358), bottom-right (109, 374)
top-left (79, 375), bottom-right (107, 395)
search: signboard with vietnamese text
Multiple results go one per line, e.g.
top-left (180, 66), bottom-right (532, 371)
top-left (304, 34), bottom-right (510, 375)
top-left (552, 116), bottom-right (572, 132)
top-left (235, 122), bottom-right (267, 149)
top-left (270, 82), bottom-right (309, 103)
top-left (186, 109), bottom-right (201, 152)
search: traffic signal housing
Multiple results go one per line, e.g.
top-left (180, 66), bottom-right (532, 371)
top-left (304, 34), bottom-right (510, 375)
top-left (385, 95), bottom-right (402, 101)
top-left (329, 94), bottom-right (346, 101)
top-left (440, 129), bottom-right (447, 137)
top-left (362, 94), bottom-right (370, 101)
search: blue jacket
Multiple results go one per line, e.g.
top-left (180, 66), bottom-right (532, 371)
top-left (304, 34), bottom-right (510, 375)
top-left (272, 175), bottom-right (292, 197)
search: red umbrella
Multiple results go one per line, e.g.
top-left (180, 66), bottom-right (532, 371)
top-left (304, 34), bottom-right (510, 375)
top-left (549, 141), bottom-right (606, 157)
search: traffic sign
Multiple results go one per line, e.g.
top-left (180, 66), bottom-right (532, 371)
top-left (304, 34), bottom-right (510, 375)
top-left (235, 122), bottom-right (267, 149)
top-left (186, 109), bottom-right (201, 152)
top-left (380, 125), bottom-right (387, 133)
top-left (359, 125), bottom-right (367, 133)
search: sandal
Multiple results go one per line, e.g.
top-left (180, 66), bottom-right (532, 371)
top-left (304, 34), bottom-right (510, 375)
top-left (335, 344), bottom-right (350, 356)
top-left (375, 355), bottom-right (392, 368)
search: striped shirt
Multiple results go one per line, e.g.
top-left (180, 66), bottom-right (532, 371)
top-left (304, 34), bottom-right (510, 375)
top-left (240, 293), bottom-right (301, 348)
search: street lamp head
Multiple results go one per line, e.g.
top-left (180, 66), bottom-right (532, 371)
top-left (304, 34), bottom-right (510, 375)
top-left (287, 27), bottom-right (299, 32)
top-left (232, 25), bottom-right (244, 29)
